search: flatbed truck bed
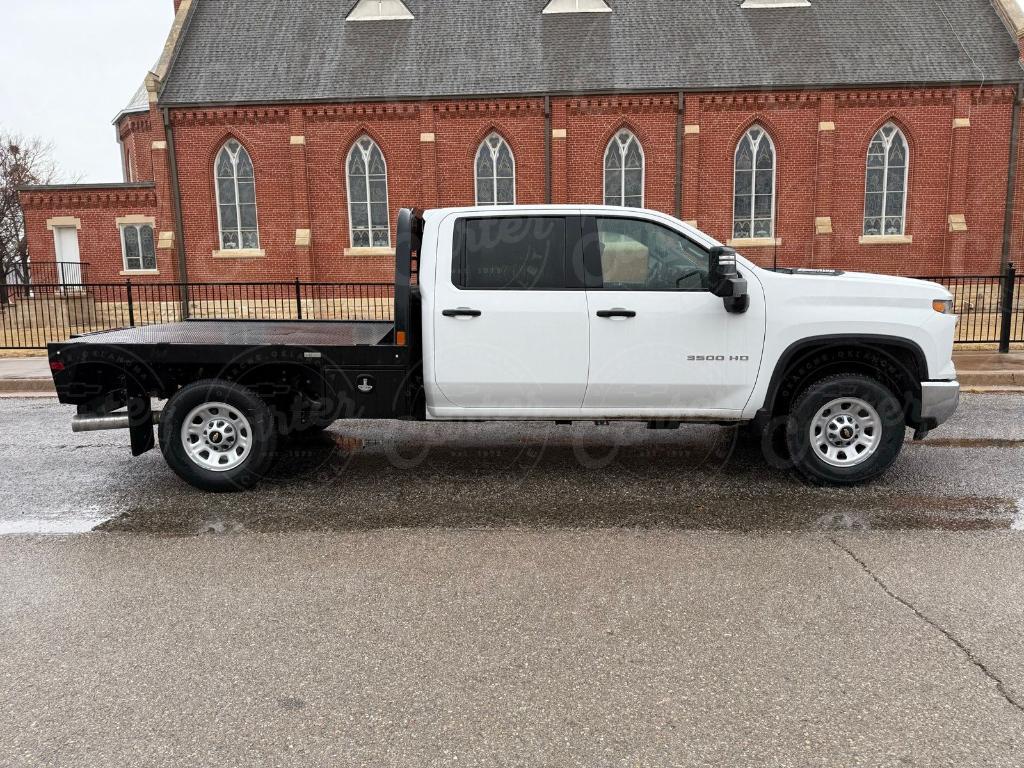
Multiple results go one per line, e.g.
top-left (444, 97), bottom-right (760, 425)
top-left (50, 318), bottom-right (420, 433)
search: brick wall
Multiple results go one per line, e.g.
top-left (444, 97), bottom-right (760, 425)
top-left (117, 112), bottom-right (155, 184)
top-left (563, 96), bottom-right (679, 214)
top-left (20, 186), bottom-right (160, 284)
top-left (690, 92), bottom-right (819, 268)
top-left (434, 100), bottom-right (549, 208)
top-left (171, 108), bottom-right (305, 282)
top-left (21, 84), bottom-right (1022, 284)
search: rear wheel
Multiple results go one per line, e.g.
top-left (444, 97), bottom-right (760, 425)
top-left (785, 374), bottom-right (905, 486)
top-left (159, 380), bottom-right (278, 492)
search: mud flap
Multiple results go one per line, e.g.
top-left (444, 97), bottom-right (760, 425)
top-left (127, 395), bottom-right (155, 456)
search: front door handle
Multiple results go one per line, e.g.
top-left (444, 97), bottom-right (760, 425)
top-left (442, 308), bottom-right (483, 318)
top-left (596, 309), bottom-right (637, 319)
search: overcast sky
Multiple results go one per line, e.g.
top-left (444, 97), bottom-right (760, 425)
top-left (0, 0), bottom-right (175, 183)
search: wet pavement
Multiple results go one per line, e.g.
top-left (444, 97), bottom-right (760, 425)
top-left (2, 395), bottom-right (1024, 766)
top-left (2, 530), bottom-right (1024, 767)
top-left (0, 394), bottom-right (1022, 535)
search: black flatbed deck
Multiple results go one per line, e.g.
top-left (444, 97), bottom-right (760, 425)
top-left (69, 319), bottom-right (395, 347)
top-left (50, 319), bottom-right (413, 397)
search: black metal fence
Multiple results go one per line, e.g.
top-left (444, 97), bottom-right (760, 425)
top-left (0, 266), bottom-right (1020, 351)
top-left (28, 261), bottom-right (90, 285)
top-left (920, 263), bottom-right (1020, 351)
top-left (0, 280), bottom-right (395, 350)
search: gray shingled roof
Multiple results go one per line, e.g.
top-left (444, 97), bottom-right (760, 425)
top-left (113, 81), bottom-right (150, 123)
top-left (160, 0), bottom-right (1023, 106)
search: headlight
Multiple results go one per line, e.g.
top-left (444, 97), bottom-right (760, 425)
top-left (932, 298), bottom-right (954, 314)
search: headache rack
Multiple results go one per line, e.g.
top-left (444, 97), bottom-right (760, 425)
top-left (393, 208), bottom-right (424, 348)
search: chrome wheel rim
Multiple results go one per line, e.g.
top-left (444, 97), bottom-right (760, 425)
top-left (809, 397), bottom-right (881, 468)
top-left (180, 402), bottom-right (253, 472)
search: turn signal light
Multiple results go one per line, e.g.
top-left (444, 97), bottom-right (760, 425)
top-left (932, 299), bottom-right (954, 314)
top-left (396, 330), bottom-right (407, 346)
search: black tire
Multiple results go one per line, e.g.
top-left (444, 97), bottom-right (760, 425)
top-left (785, 373), bottom-right (905, 486)
top-left (159, 379), bottom-right (278, 492)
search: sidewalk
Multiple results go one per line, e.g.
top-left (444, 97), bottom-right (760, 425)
top-left (0, 356), bottom-right (53, 395)
top-left (1, 350), bottom-right (1022, 395)
top-left (952, 350), bottom-right (1024, 389)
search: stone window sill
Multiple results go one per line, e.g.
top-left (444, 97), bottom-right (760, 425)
top-left (213, 249), bottom-right (266, 259)
top-left (120, 269), bottom-right (160, 276)
top-left (859, 235), bottom-right (913, 245)
top-left (345, 247), bottom-right (396, 257)
top-left (727, 237), bottom-right (782, 248)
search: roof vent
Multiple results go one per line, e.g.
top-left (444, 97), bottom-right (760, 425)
top-left (347, 0), bottom-right (414, 21)
top-left (740, 0), bottom-right (810, 7)
top-left (543, 0), bottom-right (612, 14)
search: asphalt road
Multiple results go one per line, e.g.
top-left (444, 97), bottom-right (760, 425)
top-left (0, 394), bottom-right (1022, 534)
top-left (1, 395), bottom-right (1023, 766)
top-left (2, 531), bottom-right (1024, 767)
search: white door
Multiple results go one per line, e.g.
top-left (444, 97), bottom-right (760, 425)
top-left (52, 226), bottom-right (82, 286)
top-left (432, 213), bottom-right (590, 409)
top-left (583, 215), bottom-right (764, 413)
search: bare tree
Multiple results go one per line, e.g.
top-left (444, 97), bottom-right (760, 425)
top-left (0, 134), bottom-right (57, 304)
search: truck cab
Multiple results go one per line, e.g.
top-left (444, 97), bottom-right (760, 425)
top-left (422, 206), bottom-right (766, 420)
top-left (421, 205), bottom-right (957, 436)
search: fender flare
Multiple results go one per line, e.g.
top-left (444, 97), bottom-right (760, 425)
top-left (758, 334), bottom-right (929, 417)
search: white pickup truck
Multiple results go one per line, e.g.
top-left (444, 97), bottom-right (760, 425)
top-left (49, 206), bottom-right (960, 491)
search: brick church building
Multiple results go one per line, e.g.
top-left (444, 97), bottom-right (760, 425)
top-left (18, 0), bottom-right (1024, 286)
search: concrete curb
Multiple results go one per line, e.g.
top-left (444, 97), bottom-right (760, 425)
top-left (0, 379), bottom-right (55, 394)
top-left (961, 385), bottom-right (1024, 394)
top-left (958, 371), bottom-right (1024, 387)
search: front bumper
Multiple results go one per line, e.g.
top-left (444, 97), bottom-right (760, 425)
top-left (919, 380), bottom-right (960, 429)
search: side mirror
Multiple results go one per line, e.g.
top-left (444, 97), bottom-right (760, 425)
top-left (709, 246), bottom-right (750, 314)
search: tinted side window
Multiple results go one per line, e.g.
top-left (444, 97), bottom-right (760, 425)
top-left (596, 217), bottom-right (709, 291)
top-left (456, 217), bottom-right (566, 290)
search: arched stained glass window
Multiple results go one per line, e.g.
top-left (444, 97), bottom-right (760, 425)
top-left (475, 133), bottom-right (516, 206)
top-left (864, 123), bottom-right (909, 236)
top-left (733, 126), bottom-right (776, 240)
top-left (215, 139), bottom-right (259, 250)
top-left (604, 130), bottom-right (644, 208)
top-left (347, 136), bottom-right (391, 248)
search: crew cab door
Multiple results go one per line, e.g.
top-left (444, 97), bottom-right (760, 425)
top-left (431, 213), bottom-right (590, 409)
top-left (582, 214), bottom-right (765, 413)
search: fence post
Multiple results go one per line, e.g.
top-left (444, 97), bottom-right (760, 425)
top-left (294, 278), bottom-right (303, 320)
top-left (126, 279), bottom-right (135, 327)
top-left (999, 262), bottom-right (1016, 354)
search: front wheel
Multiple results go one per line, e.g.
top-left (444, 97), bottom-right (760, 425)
top-left (159, 379), bottom-right (278, 492)
top-left (785, 374), bottom-right (905, 486)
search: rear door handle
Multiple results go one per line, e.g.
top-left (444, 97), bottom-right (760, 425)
top-left (442, 308), bottom-right (482, 318)
top-left (596, 309), bottom-right (637, 319)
